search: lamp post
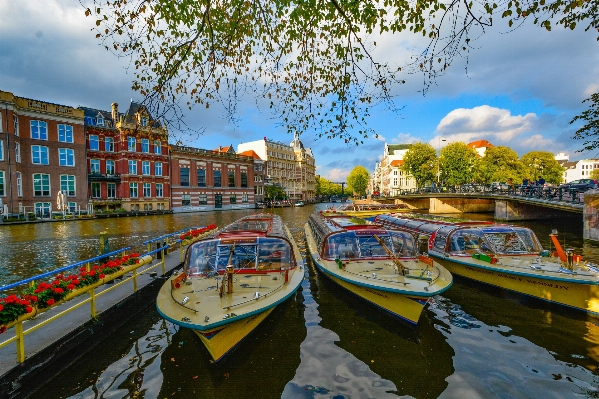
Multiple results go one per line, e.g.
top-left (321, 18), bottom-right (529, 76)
top-left (437, 136), bottom-right (446, 184)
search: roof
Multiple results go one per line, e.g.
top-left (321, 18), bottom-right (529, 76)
top-left (290, 132), bottom-right (305, 149)
top-left (467, 140), bottom-right (494, 149)
top-left (78, 106), bottom-right (114, 128)
top-left (123, 101), bottom-right (161, 127)
top-left (558, 161), bottom-right (577, 169)
top-left (387, 144), bottom-right (412, 154)
top-left (214, 145), bottom-right (235, 154)
top-left (390, 160), bottom-right (404, 167)
top-left (238, 150), bottom-right (263, 160)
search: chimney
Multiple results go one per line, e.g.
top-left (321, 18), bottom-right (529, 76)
top-left (111, 103), bottom-right (119, 123)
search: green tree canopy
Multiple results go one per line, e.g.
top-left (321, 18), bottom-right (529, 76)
top-left (474, 146), bottom-right (524, 183)
top-left (316, 176), bottom-right (343, 196)
top-left (88, 0), bottom-right (599, 143)
top-left (402, 142), bottom-right (437, 188)
top-left (520, 151), bottom-right (565, 185)
top-left (265, 185), bottom-right (286, 200)
top-left (346, 166), bottom-right (370, 196)
top-left (439, 142), bottom-right (477, 186)
top-left (572, 93), bottom-right (599, 152)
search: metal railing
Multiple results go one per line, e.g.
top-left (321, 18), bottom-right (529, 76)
top-left (387, 184), bottom-right (587, 205)
top-left (0, 225), bottom-right (210, 363)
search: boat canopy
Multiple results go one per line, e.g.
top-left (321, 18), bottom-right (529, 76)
top-left (323, 230), bottom-right (416, 260)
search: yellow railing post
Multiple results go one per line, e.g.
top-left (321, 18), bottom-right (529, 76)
top-left (16, 322), bottom-right (25, 363)
top-left (86, 261), bottom-right (97, 317)
top-left (147, 242), bottom-right (151, 254)
top-left (179, 242), bottom-right (183, 263)
top-left (133, 265), bottom-right (138, 292)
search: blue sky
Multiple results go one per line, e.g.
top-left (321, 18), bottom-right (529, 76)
top-left (1, 0), bottom-right (598, 181)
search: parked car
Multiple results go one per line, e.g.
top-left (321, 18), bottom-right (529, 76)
top-left (559, 179), bottom-right (599, 191)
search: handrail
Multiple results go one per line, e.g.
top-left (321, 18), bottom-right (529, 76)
top-left (141, 227), bottom-right (201, 245)
top-left (0, 247), bottom-right (132, 292)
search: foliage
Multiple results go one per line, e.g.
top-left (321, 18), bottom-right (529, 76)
top-left (0, 295), bottom-right (33, 329)
top-left (401, 143), bottom-right (437, 188)
top-left (571, 93), bottom-right (599, 152)
top-left (520, 151), bottom-right (565, 185)
top-left (87, 0), bottom-right (599, 142)
top-left (316, 176), bottom-right (343, 196)
top-left (346, 166), bottom-right (370, 195)
top-left (265, 185), bottom-right (286, 200)
top-left (591, 169), bottom-right (599, 179)
top-left (180, 224), bottom-right (217, 241)
top-left (439, 142), bottom-right (477, 186)
top-left (474, 146), bottom-right (525, 183)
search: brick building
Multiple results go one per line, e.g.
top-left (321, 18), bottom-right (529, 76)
top-left (170, 145), bottom-right (255, 212)
top-left (80, 102), bottom-right (170, 212)
top-left (238, 149), bottom-right (267, 204)
top-left (0, 90), bottom-right (87, 217)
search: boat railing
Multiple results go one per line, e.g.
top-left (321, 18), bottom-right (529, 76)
top-left (0, 225), bottom-right (215, 364)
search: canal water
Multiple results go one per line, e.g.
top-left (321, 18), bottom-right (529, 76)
top-left (2, 206), bottom-right (599, 398)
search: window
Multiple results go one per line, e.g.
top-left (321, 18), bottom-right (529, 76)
top-left (242, 193), bottom-right (248, 203)
top-left (58, 124), bottom-right (73, 143)
top-left (141, 117), bottom-right (147, 127)
top-left (128, 160), bottom-right (137, 175)
top-left (105, 137), bottom-right (114, 152)
top-left (143, 182), bottom-right (151, 197)
top-left (156, 183), bottom-right (163, 198)
top-left (33, 173), bottom-right (50, 196)
top-left (13, 115), bottom-right (19, 136)
top-left (30, 120), bottom-right (47, 140)
top-left (106, 160), bottom-right (115, 175)
top-left (0, 171), bottom-right (4, 196)
top-left (91, 182), bottom-right (101, 198)
top-left (141, 138), bottom-right (149, 153)
top-left (241, 172), bottom-right (247, 188)
top-left (154, 140), bottom-right (161, 154)
top-left (97, 115), bottom-right (104, 126)
top-left (128, 136), bottom-right (136, 151)
top-left (182, 194), bottom-right (191, 206)
top-left (129, 183), bottom-right (138, 198)
top-left (89, 135), bottom-right (99, 150)
top-left (197, 169), bottom-right (206, 187)
top-left (199, 194), bottom-right (207, 205)
top-left (16, 172), bottom-right (22, 196)
top-left (0, 139), bottom-right (3, 161)
top-left (67, 202), bottom-right (76, 212)
top-left (214, 170), bottom-right (221, 187)
top-left (15, 142), bottom-right (20, 163)
top-left (32, 145), bottom-right (49, 165)
top-left (180, 168), bottom-right (190, 186)
top-left (34, 202), bottom-right (51, 218)
top-left (230, 194), bottom-right (236, 204)
top-left (90, 159), bottom-right (100, 174)
top-left (107, 183), bottom-right (116, 198)
top-left (228, 170), bottom-right (235, 187)
top-left (60, 175), bottom-right (76, 196)
top-left (142, 161), bottom-right (150, 175)
top-left (59, 148), bottom-right (75, 166)
top-left (155, 162), bottom-right (162, 176)
top-left (84, 116), bottom-right (94, 125)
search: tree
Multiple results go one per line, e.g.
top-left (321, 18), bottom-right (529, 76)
top-left (591, 169), bottom-right (599, 179)
top-left (401, 143), bottom-right (437, 188)
top-left (265, 185), bottom-right (286, 200)
top-left (474, 146), bottom-right (524, 183)
top-left (346, 166), bottom-right (369, 196)
top-left (439, 142), bottom-right (477, 186)
top-left (88, 0), bottom-right (599, 143)
top-left (316, 176), bottom-right (342, 196)
top-left (520, 151), bottom-right (565, 185)
top-left (571, 93), bottom-right (599, 152)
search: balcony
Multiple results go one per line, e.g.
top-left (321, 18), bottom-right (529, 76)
top-left (88, 173), bottom-right (122, 183)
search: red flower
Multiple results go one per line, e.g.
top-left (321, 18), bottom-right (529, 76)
top-left (0, 304), bottom-right (4, 312)
top-left (175, 283), bottom-right (180, 289)
top-left (67, 284), bottom-right (75, 290)
top-left (46, 299), bottom-right (55, 306)
top-left (99, 274), bottom-right (105, 279)
top-left (0, 326), bottom-right (6, 334)
top-left (25, 306), bottom-right (33, 314)
top-left (52, 288), bottom-right (64, 294)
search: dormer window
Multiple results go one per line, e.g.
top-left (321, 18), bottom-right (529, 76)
top-left (97, 115), bottom-right (104, 126)
top-left (141, 117), bottom-right (147, 127)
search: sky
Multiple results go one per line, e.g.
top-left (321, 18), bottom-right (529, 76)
top-left (1, 1), bottom-right (598, 182)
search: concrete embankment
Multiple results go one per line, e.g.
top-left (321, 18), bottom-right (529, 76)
top-left (0, 249), bottom-right (183, 399)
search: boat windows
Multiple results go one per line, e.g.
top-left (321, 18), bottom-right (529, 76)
top-left (448, 229), bottom-right (492, 255)
top-left (512, 227), bottom-right (542, 253)
top-left (326, 232), bottom-right (359, 259)
top-left (185, 241), bottom-right (218, 275)
top-left (324, 231), bottom-right (416, 259)
top-left (433, 226), bottom-right (457, 253)
top-left (481, 228), bottom-right (530, 254)
top-left (256, 237), bottom-right (292, 269)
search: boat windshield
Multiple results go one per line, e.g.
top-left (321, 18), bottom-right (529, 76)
top-left (481, 227), bottom-right (534, 254)
top-left (185, 237), bottom-right (292, 275)
top-left (511, 227), bottom-right (542, 253)
top-left (324, 231), bottom-right (416, 259)
top-left (448, 228), bottom-right (493, 256)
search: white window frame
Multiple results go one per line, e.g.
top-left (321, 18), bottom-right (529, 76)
top-left (155, 162), bottom-right (162, 176)
top-left (32, 145), bottom-right (49, 165)
top-left (60, 174), bottom-right (76, 196)
top-left (89, 134), bottom-right (99, 150)
top-left (129, 182), bottom-right (138, 198)
top-left (30, 120), bottom-right (48, 140)
top-left (107, 183), bottom-right (116, 198)
top-left (128, 160), bottom-right (137, 175)
top-left (90, 159), bottom-right (101, 174)
top-left (33, 173), bottom-right (51, 196)
top-left (143, 182), bottom-right (151, 197)
top-left (15, 142), bottom-right (20, 163)
top-left (154, 140), bottom-right (161, 154)
top-left (128, 136), bottom-right (136, 151)
top-left (59, 148), bottom-right (75, 167)
top-left (0, 170), bottom-right (4, 196)
top-left (16, 171), bottom-right (22, 197)
top-left (105, 137), bottom-right (114, 152)
top-left (141, 138), bottom-right (150, 153)
top-left (156, 183), bottom-right (163, 198)
top-left (58, 124), bottom-right (74, 143)
top-left (106, 160), bottom-right (115, 175)
top-left (0, 139), bottom-right (3, 161)
top-left (142, 161), bottom-right (150, 175)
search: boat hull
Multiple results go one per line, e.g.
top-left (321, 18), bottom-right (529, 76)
top-left (194, 308), bottom-right (275, 362)
top-left (432, 254), bottom-right (599, 316)
top-left (313, 260), bottom-right (429, 324)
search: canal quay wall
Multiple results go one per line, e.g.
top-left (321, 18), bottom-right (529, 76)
top-left (0, 248), bottom-right (183, 399)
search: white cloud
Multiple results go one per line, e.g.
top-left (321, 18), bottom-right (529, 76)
top-left (326, 168), bottom-right (350, 182)
top-left (391, 132), bottom-right (420, 144)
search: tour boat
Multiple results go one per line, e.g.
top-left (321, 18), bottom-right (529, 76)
top-left (304, 212), bottom-right (453, 324)
top-left (332, 203), bottom-right (409, 220)
top-left (156, 214), bottom-right (304, 362)
top-left (374, 213), bottom-right (599, 316)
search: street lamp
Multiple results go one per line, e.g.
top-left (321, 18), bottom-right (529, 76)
top-left (437, 136), bottom-right (446, 184)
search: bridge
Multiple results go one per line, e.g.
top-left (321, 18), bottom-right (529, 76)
top-left (370, 185), bottom-right (599, 240)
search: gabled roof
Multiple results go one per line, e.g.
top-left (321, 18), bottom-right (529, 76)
top-left (467, 140), bottom-right (494, 149)
top-left (78, 106), bottom-right (114, 128)
top-left (124, 101), bottom-right (161, 127)
top-left (214, 145), bottom-right (235, 154)
top-left (238, 149), bottom-right (263, 160)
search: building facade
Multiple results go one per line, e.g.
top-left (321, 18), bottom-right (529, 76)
top-left (374, 143), bottom-right (416, 196)
top-left (556, 153), bottom-right (599, 183)
top-left (170, 145), bottom-right (255, 212)
top-left (289, 133), bottom-right (316, 201)
top-left (0, 90), bottom-right (87, 217)
top-left (81, 102), bottom-right (171, 212)
top-left (238, 149), bottom-right (267, 204)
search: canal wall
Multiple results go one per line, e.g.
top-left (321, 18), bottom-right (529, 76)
top-left (0, 250), bottom-right (183, 399)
